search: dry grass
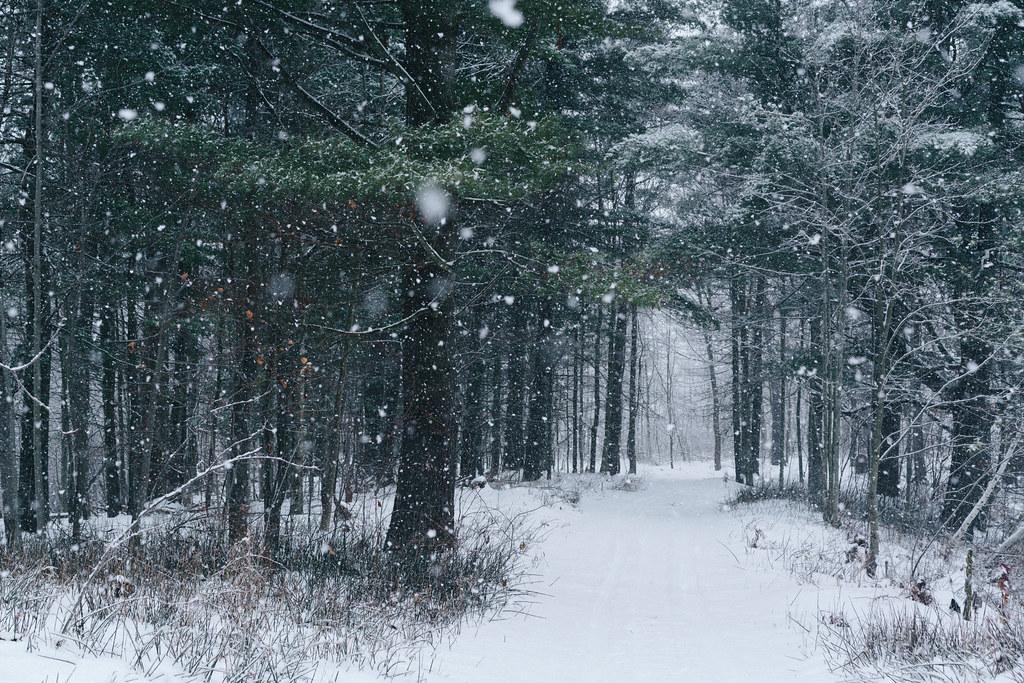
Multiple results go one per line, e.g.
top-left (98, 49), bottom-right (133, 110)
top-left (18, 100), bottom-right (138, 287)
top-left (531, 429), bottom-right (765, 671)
top-left (0, 497), bottom-right (537, 682)
top-left (819, 603), bottom-right (1024, 683)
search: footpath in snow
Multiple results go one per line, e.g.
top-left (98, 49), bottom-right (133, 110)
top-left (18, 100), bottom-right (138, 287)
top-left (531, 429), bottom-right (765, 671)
top-left (419, 463), bottom-right (845, 683)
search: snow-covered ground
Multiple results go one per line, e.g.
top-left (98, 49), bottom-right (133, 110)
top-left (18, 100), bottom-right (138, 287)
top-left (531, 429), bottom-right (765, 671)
top-left (2, 462), bottom-right (932, 682)
top-left (409, 463), bottom-right (844, 683)
top-left (0, 639), bottom-right (186, 683)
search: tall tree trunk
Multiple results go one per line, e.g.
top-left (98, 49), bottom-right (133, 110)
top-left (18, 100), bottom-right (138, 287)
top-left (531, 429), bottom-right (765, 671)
top-left (746, 279), bottom-right (766, 482)
top-left (488, 338), bottom-right (503, 475)
top-left (124, 296), bottom-right (139, 516)
top-left (877, 406), bottom-right (901, 498)
top-left (866, 277), bottom-right (894, 577)
top-left (386, 253), bottom-right (457, 548)
top-left (795, 318), bottom-right (805, 484)
top-left (821, 255), bottom-right (847, 527)
top-left (0, 220), bottom-right (16, 545)
top-left (503, 312), bottom-right (528, 471)
top-left (205, 317), bottom-right (223, 511)
top-left (941, 211), bottom-right (997, 534)
top-left (60, 335), bottom-right (72, 524)
top-left (588, 304), bottom-right (603, 472)
top-left (226, 278), bottom-right (257, 544)
top-left (321, 299), bottom-right (356, 531)
top-left (320, 400), bottom-right (341, 533)
top-left (806, 316), bottom-right (824, 502)
top-left (263, 385), bottom-right (290, 555)
top-left (730, 275), bottom-right (748, 483)
top-left (100, 306), bottom-right (121, 516)
top-left (906, 403), bottom-right (927, 502)
top-left (666, 326), bottom-right (676, 469)
top-left (771, 310), bottom-right (787, 487)
top-left (459, 320), bottom-right (487, 479)
top-left (66, 267), bottom-right (94, 539)
top-left (703, 325), bottom-right (722, 472)
top-left (29, 0), bottom-right (48, 533)
top-left (129, 243), bottom-right (181, 530)
top-left (524, 298), bottom-right (554, 481)
top-left (288, 379), bottom-right (306, 516)
top-left (385, 3), bottom-right (458, 553)
top-left (626, 305), bottom-right (639, 475)
top-left (600, 302), bottom-right (628, 475)
top-left (942, 333), bottom-right (995, 533)
top-left (0, 16), bottom-right (15, 545)
top-left (571, 321), bottom-right (581, 473)
top-left (167, 327), bottom-right (197, 497)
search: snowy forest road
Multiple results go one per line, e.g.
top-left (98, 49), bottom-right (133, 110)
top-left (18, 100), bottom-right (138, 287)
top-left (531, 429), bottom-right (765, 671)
top-left (423, 465), bottom-right (840, 683)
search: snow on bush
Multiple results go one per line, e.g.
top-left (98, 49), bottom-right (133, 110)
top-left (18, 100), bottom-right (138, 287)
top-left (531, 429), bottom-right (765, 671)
top-left (0, 488), bottom-right (539, 682)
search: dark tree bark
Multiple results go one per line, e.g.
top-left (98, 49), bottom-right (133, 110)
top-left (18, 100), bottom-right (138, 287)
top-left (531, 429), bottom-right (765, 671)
top-left (65, 281), bottom-right (94, 540)
top-left (937, 37), bottom-right (1007, 534)
top-left (941, 211), bottom-right (997, 534)
top-left (942, 333), bottom-right (995, 531)
top-left (17, 115), bottom-right (51, 533)
top-left (264, 384), bottom-right (292, 554)
top-left (17, 243), bottom-right (51, 533)
top-left (167, 326), bottom-right (198, 497)
top-left (362, 342), bottom-right (396, 486)
top-left (459, 319), bottom-right (487, 479)
top-left (226, 301), bottom-right (256, 545)
top-left (123, 294), bottom-right (140, 516)
top-left (0, 220), bottom-right (16, 544)
top-left (702, 325), bottom-right (722, 471)
top-left (906, 404), bottom-right (927, 494)
top-left (503, 313), bottom-right (528, 471)
top-left (626, 305), bottom-right (639, 475)
top-left (321, 306), bottom-right (356, 530)
top-left (23, 0), bottom-right (49, 533)
top-left (877, 405), bottom-right (902, 498)
top-left (730, 275), bottom-right (762, 485)
top-left (386, 257), bottom-right (457, 548)
top-left (385, 3), bottom-right (459, 554)
top-left (129, 244), bottom-right (180, 530)
top-left (745, 280), bottom-right (766, 481)
top-left (806, 316), bottom-right (825, 501)
top-left (319, 408), bottom-right (339, 533)
top-left (730, 275), bottom-right (746, 483)
top-left (99, 306), bottom-right (121, 516)
top-left (571, 320), bottom-right (582, 473)
top-left (59, 335), bottom-right (71, 525)
top-left (226, 368), bottom-right (251, 545)
top-left (795, 383), bottom-right (804, 483)
top-left (770, 311), bottom-right (786, 486)
top-left (850, 421), bottom-right (867, 475)
top-left (524, 299), bottom-right (555, 481)
top-left (600, 302), bottom-right (628, 475)
top-left (289, 379), bottom-right (306, 516)
top-left (588, 304), bottom-right (603, 472)
top-left (488, 338), bottom-right (504, 475)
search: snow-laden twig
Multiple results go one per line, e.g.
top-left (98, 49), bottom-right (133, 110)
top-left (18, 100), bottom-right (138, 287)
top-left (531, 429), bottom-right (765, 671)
top-left (0, 325), bottom-right (61, 374)
top-left (949, 433), bottom-right (1021, 545)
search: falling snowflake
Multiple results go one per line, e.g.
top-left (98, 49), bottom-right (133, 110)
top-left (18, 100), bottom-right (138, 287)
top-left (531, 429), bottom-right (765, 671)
top-left (489, 0), bottom-right (524, 28)
top-left (416, 182), bottom-right (450, 225)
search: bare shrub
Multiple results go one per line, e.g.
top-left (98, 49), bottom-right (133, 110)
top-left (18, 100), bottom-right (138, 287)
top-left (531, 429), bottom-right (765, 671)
top-left (0, 497), bottom-right (536, 682)
top-left (820, 603), bottom-right (1024, 683)
top-left (730, 481), bottom-right (808, 506)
